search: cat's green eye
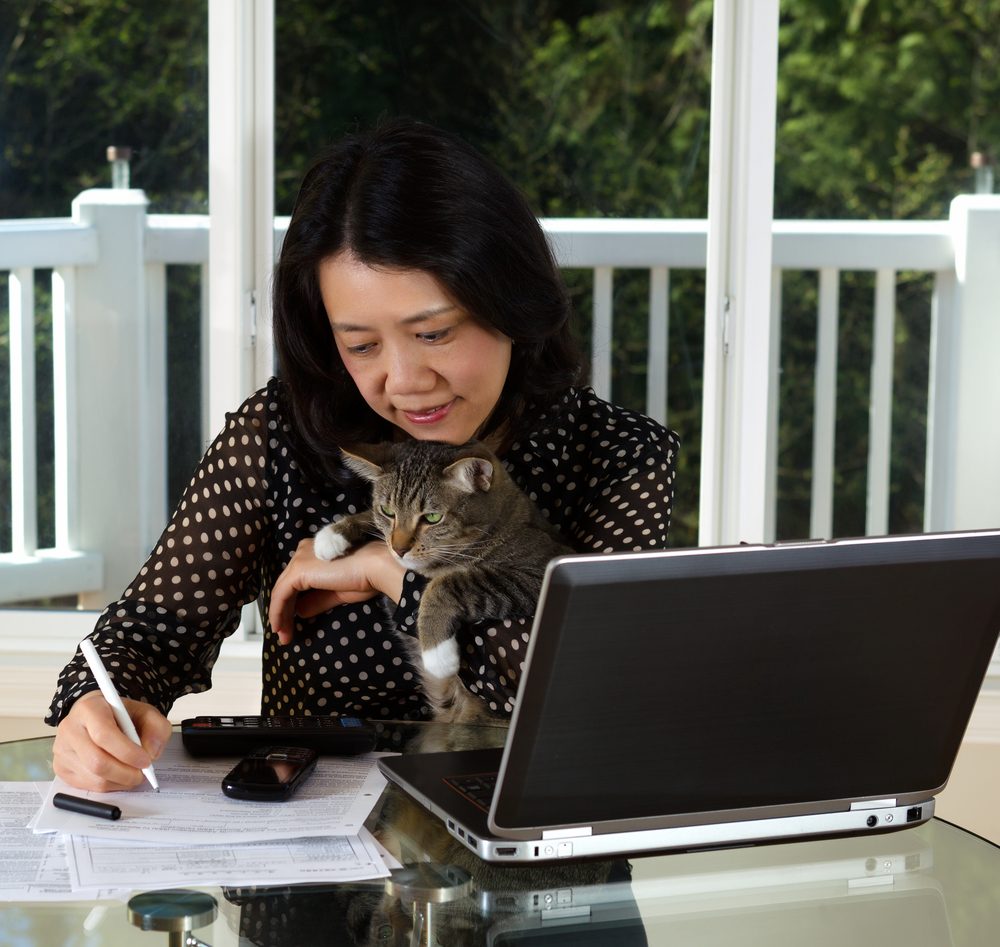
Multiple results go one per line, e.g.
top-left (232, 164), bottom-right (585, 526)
top-left (423, 512), bottom-right (443, 524)
top-left (380, 505), bottom-right (395, 518)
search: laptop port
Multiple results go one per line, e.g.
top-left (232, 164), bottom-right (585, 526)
top-left (495, 847), bottom-right (518, 857)
top-left (467, 835), bottom-right (478, 849)
top-left (907, 806), bottom-right (923, 823)
top-left (447, 820), bottom-right (455, 830)
top-left (457, 827), bottom-right (465, 838)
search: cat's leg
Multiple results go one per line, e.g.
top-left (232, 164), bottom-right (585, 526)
top-left (414, 579), bottom-right (464, 679)
top-left (314, 511), bottom-right (377, 561)
top-left (415, 578), bottom-right (505, 724)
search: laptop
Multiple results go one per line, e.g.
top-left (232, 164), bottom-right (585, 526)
top-left (378, 530), bottom-right (1000, 862)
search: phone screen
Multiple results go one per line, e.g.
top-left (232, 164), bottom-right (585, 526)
top-left (222, 746), bottom-right (318, 801)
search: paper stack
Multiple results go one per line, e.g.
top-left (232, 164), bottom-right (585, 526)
top-left (0, 734), bottom-right (397, 901)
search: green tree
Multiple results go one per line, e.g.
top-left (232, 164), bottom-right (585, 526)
top-left (776, 0), bottom-right (1000, 220)
top-left (0, 0), bottom-right (207, 217)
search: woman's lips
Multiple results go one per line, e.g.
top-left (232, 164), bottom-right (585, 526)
top-left (401, 400), bottom-right (455, 424)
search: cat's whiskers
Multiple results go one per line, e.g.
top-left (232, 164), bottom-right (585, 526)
top-left (429, 551), bottom-right (481, 564)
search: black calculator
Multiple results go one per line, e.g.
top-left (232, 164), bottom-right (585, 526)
top-left (180, 715), bottom-right (378, 757)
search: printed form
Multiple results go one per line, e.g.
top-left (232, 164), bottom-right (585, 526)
top-left (66, 828), bottom-right (393, 890)
top-left (0, 784), bottom-right (126, 902)
top-left (32, 735), bottom-right (391, 844)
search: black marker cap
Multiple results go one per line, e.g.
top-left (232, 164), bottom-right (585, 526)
top-left (53, 792), bottom-right (122, 821)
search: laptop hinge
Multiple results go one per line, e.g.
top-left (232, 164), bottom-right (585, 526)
top-left (850, 798), bottom-right (897, 810)
top-left (542, 826), bottom-right (593, 840)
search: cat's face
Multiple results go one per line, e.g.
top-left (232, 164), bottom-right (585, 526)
top-left (343, 441), bottom-right (497, 573)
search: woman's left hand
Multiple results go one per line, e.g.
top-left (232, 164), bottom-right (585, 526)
top-left (269, 538), bottom-right (406, 645)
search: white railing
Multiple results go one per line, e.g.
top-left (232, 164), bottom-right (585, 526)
top-left (541, 216), bottom-right (960, 542)
top-left (3, 193), bottom-right (1000, 612)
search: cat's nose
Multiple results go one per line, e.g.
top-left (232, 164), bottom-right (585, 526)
top-left (392, 531), bottom-right (414, 557)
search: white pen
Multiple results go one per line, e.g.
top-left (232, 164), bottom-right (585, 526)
top-left (79, 638), bottom-right (160, 791)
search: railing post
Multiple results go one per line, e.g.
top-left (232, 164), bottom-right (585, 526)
top-left (52, 267), bottom-right (79, 551)
top-left (945, 195), bottom-right (1000, 531)
top-left (866, 268), bottom-right (896, 536)
top-left (591, 267), bottom-right (613, 401)
top-left (810, 268), bottom-right (839, 540)
top-left (647, 267), bottom-right (669, 426)
top-left (70, 189), bottom-right (156, 608)
top-left (924, 269), bottom-right (958, 532)
top-left (764, 267), bottom-right (782, 544)
top-left (9, 268), bottom-right (37, 558)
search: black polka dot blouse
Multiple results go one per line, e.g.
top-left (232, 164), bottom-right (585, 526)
top-left (46, 379), bottom-right (678, 725)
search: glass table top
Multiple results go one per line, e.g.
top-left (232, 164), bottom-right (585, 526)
top-left (2, 725), bottom-right (999, 946)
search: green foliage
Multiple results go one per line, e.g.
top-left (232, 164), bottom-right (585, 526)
top-left (483, 1), bottom-right (713, 217)
top-left (776, 0), bottom-right (1000, 219)
top-left (2, 0), bottom-right (993, 549)
top-left (0, 0), bottom-right (207, 217)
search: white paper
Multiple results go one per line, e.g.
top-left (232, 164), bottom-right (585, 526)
top-left (0, 783), bottom-right (127, 902)
top-left (32, 735), bottom-right (390, 844)
top-left (66, 827), bottom-right (390, 890)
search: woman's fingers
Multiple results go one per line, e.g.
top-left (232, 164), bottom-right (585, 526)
top-left (269, 538), bottom-right (404, 644)
top-left (129, 698), bottom-right (173, 762)
top-left (52, 691), bottom-right (170, 792)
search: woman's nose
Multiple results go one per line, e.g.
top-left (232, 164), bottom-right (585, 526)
top-left (384, 347), bottom-right (435, 395)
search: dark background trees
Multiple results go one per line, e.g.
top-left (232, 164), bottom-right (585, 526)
top-left (1, 0), bottom-right (997, 550)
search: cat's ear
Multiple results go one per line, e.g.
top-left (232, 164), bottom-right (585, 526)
top-left (338, 443), bottom-right (388, 482)
top-left (444, 456), bottom-right (494, 493)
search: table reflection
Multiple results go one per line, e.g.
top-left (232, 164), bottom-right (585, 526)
top-left (1, 730), bottom-right (992, 947)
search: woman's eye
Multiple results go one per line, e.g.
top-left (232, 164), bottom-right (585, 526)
top-left (423, 512), bottom-right (443, 524)
top-left (380, 505), bottom-right (395, 517)
top-left (417, 328), bottom-right (451, 343)
top-left (346, 342), bottom-right (376, 355)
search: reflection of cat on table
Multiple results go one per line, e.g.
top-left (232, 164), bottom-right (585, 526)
top-left (225, 723), bottom-right (644, 947)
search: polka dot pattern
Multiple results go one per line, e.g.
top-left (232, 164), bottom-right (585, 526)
top-left (46, 381), bottom-right (677, 726)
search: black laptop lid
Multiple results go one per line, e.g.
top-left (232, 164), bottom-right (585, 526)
top-left (491, 532), bottom-right (1000, 832)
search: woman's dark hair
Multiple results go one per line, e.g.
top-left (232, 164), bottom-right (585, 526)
top-left (272, 118), bottom-right (582, 478)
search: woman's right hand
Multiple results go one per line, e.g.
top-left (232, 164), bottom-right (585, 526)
top-left (52, 690), bottom-right (172, 792)
top-left (269, 537), bottom-right (406, 645)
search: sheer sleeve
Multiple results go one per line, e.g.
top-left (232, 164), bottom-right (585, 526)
top-left (46, 392), bottom-right (273, 725)
top-left (458, 396), bottom-right (679, 715)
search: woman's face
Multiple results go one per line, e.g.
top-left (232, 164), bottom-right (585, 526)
top-left (319, 252), bottom-right (512, 445)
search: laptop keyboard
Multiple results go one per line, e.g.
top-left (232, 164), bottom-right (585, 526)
top-left (444, 773), bottom-right (498, 811)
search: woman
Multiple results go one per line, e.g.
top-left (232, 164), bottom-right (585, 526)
top-left (47, 119), bottom-right (679, 791)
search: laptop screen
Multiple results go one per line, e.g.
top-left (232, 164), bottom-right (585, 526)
top-left (493, 533), bottom-right (1000, 831)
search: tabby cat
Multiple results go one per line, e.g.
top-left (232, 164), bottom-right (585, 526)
top-left (313, 439), bottom-right (574, 723)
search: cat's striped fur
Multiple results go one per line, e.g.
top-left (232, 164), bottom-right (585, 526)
top-left (314, 439), bottom-right (573, 723)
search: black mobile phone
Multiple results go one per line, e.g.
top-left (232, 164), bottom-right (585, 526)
top-left (221, 746), bottom-right (318, 802)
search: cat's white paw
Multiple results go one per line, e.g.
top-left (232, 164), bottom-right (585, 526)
top-left (314, 527), bottom-right (350, 561)
top-left (422, 639), bottom-right (460, 679)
